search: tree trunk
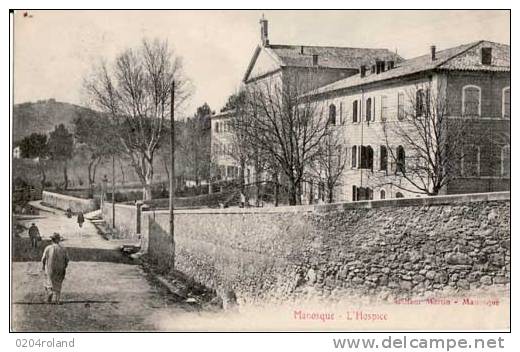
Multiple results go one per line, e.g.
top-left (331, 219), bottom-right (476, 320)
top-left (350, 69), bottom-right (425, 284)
top-left (254, 164), bottom-right (260, 206)
top-left (239, 159), bottom-right (246, 194)
top-left (273, 173), bottom-right (279, 207)
top-left (288, 178), bottom-right (297, 206)
top-left (143, 183), bottom-right (152, 201)
top-left (328, 185), bottom-right (334, 203)
top-left (63, 161), bottom-right (68, 190)
top-left (87, 159), bottom-right (95, 198)
top-left (119, 159), bottom-right (126, 185)
top-left (39, 161), bottom-right (46, 191)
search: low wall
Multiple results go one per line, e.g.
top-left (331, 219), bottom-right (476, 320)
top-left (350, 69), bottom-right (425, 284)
top-left (101, 202), bottom-right (139, 240)
top-left (142, 192), bottom-right (510, 304)
top-left (42, 190), bottom-right (98, 213)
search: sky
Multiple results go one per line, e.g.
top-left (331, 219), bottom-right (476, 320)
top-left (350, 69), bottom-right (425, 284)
top-left (13, 10), bottom-right (510, 116)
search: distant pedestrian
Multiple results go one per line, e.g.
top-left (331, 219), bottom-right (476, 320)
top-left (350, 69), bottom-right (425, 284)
top-left (77, 212), bottom-right (84, 228)
top-left (240, 192), bottom-right (246, 208)
top-left (41, 233), bottom-right (69, 304)
top-left (28, 223), bottom-right (41, 248)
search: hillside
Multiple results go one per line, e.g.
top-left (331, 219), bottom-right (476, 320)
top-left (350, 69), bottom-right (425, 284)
top-left (12, 99), bottom-right (99, 142)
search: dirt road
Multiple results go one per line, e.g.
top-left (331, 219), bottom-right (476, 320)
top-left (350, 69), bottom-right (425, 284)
top-left (11, 209), bottom-right (205, 332)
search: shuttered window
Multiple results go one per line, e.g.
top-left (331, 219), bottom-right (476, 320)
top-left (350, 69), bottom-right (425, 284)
top-left (463, 86), bottom-right (481, 117)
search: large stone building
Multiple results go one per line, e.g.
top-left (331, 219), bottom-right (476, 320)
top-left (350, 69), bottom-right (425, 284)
top-left (306, 40), bottom-right (510, 201)
top-left (211, 17), bottom-right (402, 189)
top-left (211, 18), bottom-right (510, 203)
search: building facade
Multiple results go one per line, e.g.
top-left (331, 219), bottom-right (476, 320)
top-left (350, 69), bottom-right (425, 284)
top-left (210, 109), bottom-right (248, 183)
top-left (306, 40), bottom-right (510, 202)
top-left (210, 18), bottom-right (510, 203)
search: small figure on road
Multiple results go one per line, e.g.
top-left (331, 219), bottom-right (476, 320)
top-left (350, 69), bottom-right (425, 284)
top-left (41, 233), bottom-right (69, 304)
top-left (240, 192), bottom-right (246, 208)
top-left (28, 223), bottom-right (41, 248)
top-left (66, 208), bottom-right (72, 218)
top-left (77, 212), bottom-right (84, 228)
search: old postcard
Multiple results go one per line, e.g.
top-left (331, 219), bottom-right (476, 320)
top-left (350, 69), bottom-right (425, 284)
top-left (10, 9), bottom-right (510, 332)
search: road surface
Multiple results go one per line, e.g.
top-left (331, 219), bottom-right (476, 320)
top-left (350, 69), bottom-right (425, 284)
top-left (11, 208), bottom-right (206, 332)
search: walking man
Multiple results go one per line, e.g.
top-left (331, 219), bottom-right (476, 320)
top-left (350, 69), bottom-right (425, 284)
top-left (28, 223), bottom-right (41, 248)
top-left (41, 233), bottom-right (69, 304)
top-left (77, 212), bottom-right (84, 228)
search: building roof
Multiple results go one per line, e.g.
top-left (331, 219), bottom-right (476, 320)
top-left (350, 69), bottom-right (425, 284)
top-left (267, 44), bottom-right (403, 69)
top-left (243, 44), bottom-right (404, 82)
top-left (211, 109), bottom-right (235, 120)
top-left (309, 40), bottom-right (510, 97)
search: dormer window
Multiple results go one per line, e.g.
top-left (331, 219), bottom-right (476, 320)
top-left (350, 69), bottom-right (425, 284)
top-left (376, 60), bottom-right (385, 74)
top-left (481, 47), bottom-right (492, 65)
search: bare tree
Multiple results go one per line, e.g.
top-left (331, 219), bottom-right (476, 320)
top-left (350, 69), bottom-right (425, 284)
top-left (84, 38), bottom-right (190, 200)
top-left (372, 83), bottom-right (474, 196)
top-left (240, 71), bottom-right (328, 205)
top-left (217, 92), bottom-right (255, 195)
top-left (73, 113), bottom-right (117, 197)
top-left (181, 103), bottom-right (212, 188)
top-left (308, 125), bottom-right (349, 203)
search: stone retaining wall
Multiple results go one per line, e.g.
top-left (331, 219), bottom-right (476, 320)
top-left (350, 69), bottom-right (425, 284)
top-left (101, 202), bottom-right (140, 240)
top-left (142, 192), bottom-right (510, 304)
top-left (42, 191), bottom-right (98, 213)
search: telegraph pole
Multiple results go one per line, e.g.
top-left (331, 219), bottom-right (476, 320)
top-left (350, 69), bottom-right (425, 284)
top-left (112, 154), bottom-right (115, 228)
top-left (169, 80), bottom-right (175, 268)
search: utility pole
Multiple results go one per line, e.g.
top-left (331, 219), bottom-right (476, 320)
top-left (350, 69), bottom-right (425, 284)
top-left (112, 154), bottom-right (115, 228)
top-left (169, 80), bottom-right (175, 268)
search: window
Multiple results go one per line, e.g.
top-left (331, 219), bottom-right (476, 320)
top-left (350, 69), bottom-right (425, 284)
top-left (352, 185), bottom-right (357, 201)
top-left (351, 145), bottom-right (358, 168)
top-left (503, 87), bottom-right (510, 119)
top-left (380, 189), bottom-right (386, 200)
top-left (352, 100), bottom-right (358, 123)
top-left (416, 89), bottom-right (429, 117)
top-left (380, 145), bottom-right (388, 171)
top-left (396, 146), bottom-right (406, 174)
top-left (395, 192), bottom-right (404, 198)
top-left (398, 92), bottom-right (405, 120)
top-left (481, 47), bottom-right (492, 65)
top-left (501, 145), bottom-right (510, 177)
top-left (328, 104), bottom-right (337, 125)
top-left (461, 145), bottom-right (480, 177)
top-left (366, 98), bottom-right (372, 122)
top-left (215, 122), bottom-right (220, 133)
top-left (360, 145), bottom-right (374, 170)
top-left (462, 85), bottom-right (481, 117)
top-left (357, 187), bottom-right (373, 200)
top-left (380, 95), bottom-right (388, 121)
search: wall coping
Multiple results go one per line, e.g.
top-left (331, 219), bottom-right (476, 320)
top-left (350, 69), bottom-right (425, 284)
top-left (42, 190), bottom-right (96, 204)
top-left (315, 191), bottom-right (510, 213)
top-left (144, 191), bottom-right (509, 216)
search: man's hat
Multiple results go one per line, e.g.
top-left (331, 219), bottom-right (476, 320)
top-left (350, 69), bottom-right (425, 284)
top-left (50, 233), bottom-right (62, 241)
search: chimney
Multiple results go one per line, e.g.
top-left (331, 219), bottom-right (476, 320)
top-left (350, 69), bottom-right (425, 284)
top-left (431, 45), bottom-right (436, 61)
top-left (260, 15), bottom-right (269, 46)
top-left (312, 54), bottom-right (319, 66)
top-left (360, 65), bottom-right (367, 78)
